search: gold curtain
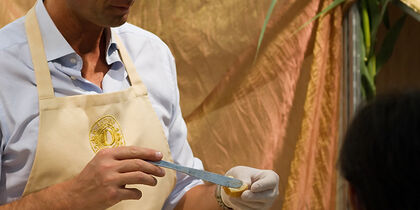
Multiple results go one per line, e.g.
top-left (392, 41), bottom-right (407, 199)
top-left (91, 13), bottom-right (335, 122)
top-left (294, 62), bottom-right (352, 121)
top-left (0, 1), bottom-right (344, 209)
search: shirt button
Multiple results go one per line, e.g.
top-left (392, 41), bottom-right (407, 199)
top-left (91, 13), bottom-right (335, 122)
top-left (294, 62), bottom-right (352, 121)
top-left (70, 76), bottom-right (77, 80)
top-left (69, 58), bottom-right (77, 64)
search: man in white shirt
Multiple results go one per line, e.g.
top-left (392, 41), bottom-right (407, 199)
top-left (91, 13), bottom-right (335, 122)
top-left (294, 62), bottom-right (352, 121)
top-left (0, 0), bottom-right (279, 209)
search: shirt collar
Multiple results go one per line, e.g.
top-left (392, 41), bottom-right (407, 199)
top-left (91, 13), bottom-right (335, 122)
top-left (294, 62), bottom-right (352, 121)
top-left (34, 0), bottom-right (120, 63)
top-left (35, 0), bottom-right (74, 61)
top-left (105, 28), bottom-right (120, 65)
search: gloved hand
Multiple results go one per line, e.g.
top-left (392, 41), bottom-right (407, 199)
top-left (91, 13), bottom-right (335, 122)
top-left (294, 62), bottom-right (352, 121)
top-left (221, 166), bottom-right (279, 210)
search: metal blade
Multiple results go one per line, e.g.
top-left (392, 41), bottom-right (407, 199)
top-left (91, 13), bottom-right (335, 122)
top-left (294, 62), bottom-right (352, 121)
top-left (148, 160), bottom-right (243, 188)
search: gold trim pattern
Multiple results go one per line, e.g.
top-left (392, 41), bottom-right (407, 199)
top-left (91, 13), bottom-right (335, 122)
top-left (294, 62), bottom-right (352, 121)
top-left (89, 115), bottom-right (125, 153)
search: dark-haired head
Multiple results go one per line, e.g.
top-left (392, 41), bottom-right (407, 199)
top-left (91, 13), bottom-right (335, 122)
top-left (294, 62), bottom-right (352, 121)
top-left (339, 91), bottom-right (420, 210)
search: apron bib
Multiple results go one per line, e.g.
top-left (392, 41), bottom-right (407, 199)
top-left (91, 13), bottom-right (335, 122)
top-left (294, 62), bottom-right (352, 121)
top-left (22, 7), bottom-right (176, 210)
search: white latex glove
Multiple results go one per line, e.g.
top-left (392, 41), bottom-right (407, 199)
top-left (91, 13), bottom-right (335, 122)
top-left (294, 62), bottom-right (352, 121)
top-left (221, 166), bottom-right (279, 210)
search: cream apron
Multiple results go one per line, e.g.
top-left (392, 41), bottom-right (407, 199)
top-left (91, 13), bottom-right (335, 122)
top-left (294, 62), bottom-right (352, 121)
top-left (22, 7), bottom-right (176, 210)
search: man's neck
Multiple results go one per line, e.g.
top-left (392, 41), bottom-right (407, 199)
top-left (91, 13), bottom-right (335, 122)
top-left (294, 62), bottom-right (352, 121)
top-left (43, 0), bottom-right (111, 88)
top-left (44, 0), bottom-right (106, 56)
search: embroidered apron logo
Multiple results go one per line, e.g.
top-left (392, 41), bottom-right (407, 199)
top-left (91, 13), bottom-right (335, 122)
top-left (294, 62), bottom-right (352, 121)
top-left (89, 115), bottom-right (125, 153)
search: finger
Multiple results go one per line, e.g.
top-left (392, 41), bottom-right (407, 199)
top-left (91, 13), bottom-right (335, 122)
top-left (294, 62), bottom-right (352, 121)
top-left (117, 159), bottom-right (165, 177)
top-left (117, 171), bottom-right (158, 186)
top-left (113, 146), bottom-right (163, 161)
top-left (241, 189), bottom-right (277, 202)
top-left (250, 172), bottom-right (278, 193)
top-left (117, 187), bottom-right (142, 201)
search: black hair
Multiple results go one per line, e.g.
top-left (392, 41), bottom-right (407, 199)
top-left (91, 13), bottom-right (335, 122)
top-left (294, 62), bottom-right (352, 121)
top-left (339, 92), bottom-right (420, 210)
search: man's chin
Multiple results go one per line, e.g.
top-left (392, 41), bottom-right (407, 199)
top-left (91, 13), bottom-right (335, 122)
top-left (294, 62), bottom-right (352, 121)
top-left (109, 20), bottom-right (128, 27)
top-left (101, 17), bottom-right (129, 28)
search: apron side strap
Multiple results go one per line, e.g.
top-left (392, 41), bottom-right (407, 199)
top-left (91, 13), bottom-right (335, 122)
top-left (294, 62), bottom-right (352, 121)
top-left (113, 32), bottom-right (148, 96)
top-left (25, 7), bottom-right (55, 100)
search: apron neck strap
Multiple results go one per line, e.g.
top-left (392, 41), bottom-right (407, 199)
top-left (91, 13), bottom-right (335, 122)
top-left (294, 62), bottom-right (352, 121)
top-left (113, 32), bottom-right (148, 95)
top-left (25, 7), bottom-right (55, 100)
top-left (24, 7), bottom-right (148, 100)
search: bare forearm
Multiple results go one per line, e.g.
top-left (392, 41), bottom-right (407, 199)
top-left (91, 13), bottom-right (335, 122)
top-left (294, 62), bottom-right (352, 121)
top-left (0, 180), bottom-right (75, 210)
top-left (175, 184), bottom-right (222, 210)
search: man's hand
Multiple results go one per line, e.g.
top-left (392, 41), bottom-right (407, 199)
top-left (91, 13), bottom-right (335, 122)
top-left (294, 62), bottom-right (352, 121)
top-left (66, 146), bottom-right (166, 209)
top-left (0, 146), bottom-right (166, 210)
top-left (221, 166), bottom-right (279, 210)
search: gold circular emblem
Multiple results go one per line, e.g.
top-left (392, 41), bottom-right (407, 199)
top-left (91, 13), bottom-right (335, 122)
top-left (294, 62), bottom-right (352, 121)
top-left (89, 115), bottom-right (125, 153)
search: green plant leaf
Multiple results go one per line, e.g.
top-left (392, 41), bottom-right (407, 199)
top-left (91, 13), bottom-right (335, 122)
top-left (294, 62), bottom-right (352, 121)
top-left (294, 0), bottom-right (346, 32)
top-left (253, 0), bottom-right (278, 64)
top-left (358, 18), bottom-right (376, 100)
top-left (376, 14), bottom-right (407, 71)
top-left (383, 6), bottom-right (390, 29)
top-left (361, 0), bottom-right (371, 55)
top-left (361, 67), bottom-right (376, 100)
top-left (367, 0), bottom-right (380, 22)
top-left (368, 0), bottom-right (391, 58)
top-left (367, 54), bottom-right (376, 78)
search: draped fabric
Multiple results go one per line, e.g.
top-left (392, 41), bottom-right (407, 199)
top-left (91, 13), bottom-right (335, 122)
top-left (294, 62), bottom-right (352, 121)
top-left (0, 1), bottom-right (344, 209)
top-left (401, 0), bottom-right (420, 13)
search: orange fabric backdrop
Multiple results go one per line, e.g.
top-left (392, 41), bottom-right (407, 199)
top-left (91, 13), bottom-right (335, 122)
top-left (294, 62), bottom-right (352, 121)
top-left (0, 1), bottom-right (344, 209)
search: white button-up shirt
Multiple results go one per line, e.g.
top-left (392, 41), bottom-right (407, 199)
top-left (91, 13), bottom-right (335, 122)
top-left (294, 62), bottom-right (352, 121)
top-left (0, 1), bottom-right (204, 209)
